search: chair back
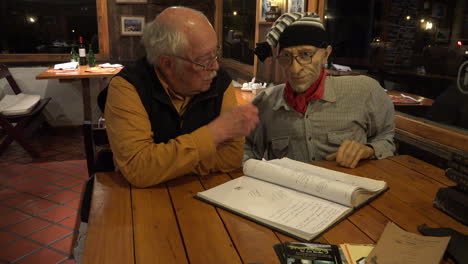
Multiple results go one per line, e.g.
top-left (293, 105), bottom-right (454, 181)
top-left (97, 86), bottom-right (108, 113)
top-left (0, 64), bottom-right (22, 95)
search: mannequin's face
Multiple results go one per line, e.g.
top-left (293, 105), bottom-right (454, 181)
top-left (279, 45), bottom-right (332, 93)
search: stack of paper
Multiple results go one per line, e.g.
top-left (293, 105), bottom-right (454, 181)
top-left (98, 63), bottom-right (123, 68)
top-left (54, 62), bottom-right (78, 70)
top-left (241, 77), bottom-right (267, 91)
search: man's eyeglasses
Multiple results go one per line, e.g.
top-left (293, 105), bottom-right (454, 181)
top-left (276, 52), bottom-right (316, 67)
top-left (172, 47), bottom-right (220, 71)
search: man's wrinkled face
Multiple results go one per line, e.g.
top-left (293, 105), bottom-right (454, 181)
top-left (278, 45), bottom-right (331, 93)
top-left (168, 23), bottom-right (220, 96)
top-left (175, 44), bottom-right (219, 96)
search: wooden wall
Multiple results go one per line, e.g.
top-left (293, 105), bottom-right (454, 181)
top-left (107, 0), bottom-right (215, 63)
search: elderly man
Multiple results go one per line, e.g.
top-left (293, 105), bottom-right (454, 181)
top-left (104, 7), bottom-right (258, 187)
top-left (73, 7), bottom-right (259, 263)
top-left (245, 13), bottom-right (395, 168)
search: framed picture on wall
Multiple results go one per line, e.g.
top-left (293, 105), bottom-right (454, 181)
top-left (287, 0), bottom-right (306, 13)
top-left (261, 0), bottom-right (286, 21)
top-left (116, 0), bottom-right (147, 3)
top-left (261, 0), bottom-right (272, 21)
top-left (121, 16), bottom-right (145, 36)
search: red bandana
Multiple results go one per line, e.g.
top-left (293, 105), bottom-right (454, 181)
top-left (284, 69), bottom-right (327, 114)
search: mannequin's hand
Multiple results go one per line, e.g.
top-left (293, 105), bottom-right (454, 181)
top-left (325, 140), bottom-right (375, 168)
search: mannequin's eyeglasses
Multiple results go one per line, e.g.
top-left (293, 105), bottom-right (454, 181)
top-left (276, 52), bottom-right (316, 67)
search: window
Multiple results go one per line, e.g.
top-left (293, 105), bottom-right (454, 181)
top-left (222, 0), bottom-right (256, 65)
top-left (323, 0), bottom-right (468, 131)
top-left (324, 0), bottom-right (378, 62)
top-left (0, 0), bottom-right (109, 63)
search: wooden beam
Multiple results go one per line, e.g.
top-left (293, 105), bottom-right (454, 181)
top-left (253, 0), bottom-right (262, 78)
top-left (214, 0), bottom-right (223, 49)
top-left (308, 0), bottom-right (318, 13)
top-left (318, 0), bottom-right (325, 18)
top-left (96, 0), bottom-right (110, 61)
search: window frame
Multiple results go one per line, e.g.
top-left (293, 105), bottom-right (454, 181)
top-left (0, 0), bottom-right (110, 63)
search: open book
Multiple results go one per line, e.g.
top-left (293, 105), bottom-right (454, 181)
top-left (196, 158), bottom-right (388, 241)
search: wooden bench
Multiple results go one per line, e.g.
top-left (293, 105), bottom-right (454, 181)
top-left (394, 112), bottom-right (468, 164)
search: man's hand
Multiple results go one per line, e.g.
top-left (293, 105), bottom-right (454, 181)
top-left (325, 140), bottom-right (375, 168)
top-left (208, 104), bottom-right (259, 144)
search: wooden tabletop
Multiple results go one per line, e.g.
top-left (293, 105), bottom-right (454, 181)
top-left (83, 155), bottom-right (465, 264)
top-left (35, 65), bottom-right (122, 80)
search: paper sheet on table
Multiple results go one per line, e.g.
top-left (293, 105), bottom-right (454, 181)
top-left (54, 62), bottom-right (78, 70)
top-left (98, 63), bottom-right (123, 68)
top-left (367, 222), bottom-right (450, 264)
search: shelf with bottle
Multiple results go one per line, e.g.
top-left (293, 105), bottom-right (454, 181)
top-left (88, 44), bottom-right (95, 67)
top-left (70, 46), bottom-right (78, 62)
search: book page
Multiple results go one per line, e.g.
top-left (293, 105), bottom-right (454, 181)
top-left (244, 159), bottom-right (359, 206)
top-left (197, 176), bottom-right (350, 240)
top-left (367, 223), bottom-right (450, 264)
top-left (269, 158), bottom-right (386, 192)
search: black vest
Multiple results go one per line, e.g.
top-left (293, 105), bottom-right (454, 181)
top-left (116, 58), bottom-right (231, 143)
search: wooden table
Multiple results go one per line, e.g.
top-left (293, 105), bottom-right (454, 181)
top-left (387, 90), bottom-right (434, 106)
top-left (82, 155), bottom-right (466, 264)
top-left (382, 68), bottom-right (457, 82)
top-left (36, 66), bottom-right (121, 175)
top-left (379, 68), bottom-right (456, 99)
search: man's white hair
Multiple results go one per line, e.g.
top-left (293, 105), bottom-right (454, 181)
top-left (141, 17), bottom-right (188, 66)
top-left (142, 7), bottom-right (210, 66)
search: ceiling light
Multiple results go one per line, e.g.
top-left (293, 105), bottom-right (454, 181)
top-left (26, 16), bottom-right (37, 23)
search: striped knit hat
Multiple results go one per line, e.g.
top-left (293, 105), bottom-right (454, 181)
top-left (254, 12), bottom-right (328, 62)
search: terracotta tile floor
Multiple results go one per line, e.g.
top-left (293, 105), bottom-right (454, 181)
top-left (0, 127), bottom-right (87, 263)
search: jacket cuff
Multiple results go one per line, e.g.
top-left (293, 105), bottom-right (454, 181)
top-left (368, 142), bottom-right (394, 159)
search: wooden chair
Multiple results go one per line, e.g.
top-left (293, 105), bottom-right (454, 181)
top-left (83, 83), bottom-right (114, 175)
top-left (74, 86), bottom-right (113, 258)
top-left (0, 64), bottom-right (51, 157)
